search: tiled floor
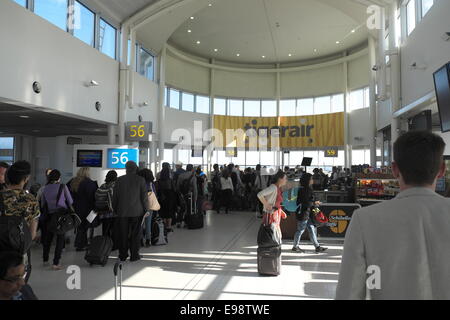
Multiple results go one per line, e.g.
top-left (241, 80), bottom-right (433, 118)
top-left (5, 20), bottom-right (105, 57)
top-left (28, 211), bottom-right (343, 300)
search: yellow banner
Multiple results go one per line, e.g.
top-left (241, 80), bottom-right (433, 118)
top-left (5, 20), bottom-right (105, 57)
top-left (213, 112), bottom-right (344, 148)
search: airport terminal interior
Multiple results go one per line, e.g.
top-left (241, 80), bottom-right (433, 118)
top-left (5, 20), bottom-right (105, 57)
top-left (1, 0), bottom-right (450, 301)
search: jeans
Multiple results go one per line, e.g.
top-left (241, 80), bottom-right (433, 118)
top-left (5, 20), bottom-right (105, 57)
top-left (293, 219), bottom-right (320, 248)
top-left (143, 212), bottom-right (154, 241)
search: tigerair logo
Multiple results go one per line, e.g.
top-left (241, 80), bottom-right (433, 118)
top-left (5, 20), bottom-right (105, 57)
top-left (243, 119), bottom-right (315, 144)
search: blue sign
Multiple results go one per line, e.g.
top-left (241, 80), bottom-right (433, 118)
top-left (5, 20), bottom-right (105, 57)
top-left (107, 149), bottom-right (138, 169)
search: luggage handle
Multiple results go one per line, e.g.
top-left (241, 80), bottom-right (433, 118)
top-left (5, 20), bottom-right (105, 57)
top-left (114, 262), bottom-right (123, 300)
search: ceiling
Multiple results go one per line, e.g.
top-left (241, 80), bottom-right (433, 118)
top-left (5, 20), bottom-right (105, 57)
top-left (168, 0), bottom-right (372, 64)
top-left (0, 103), bottom-right (107, 137)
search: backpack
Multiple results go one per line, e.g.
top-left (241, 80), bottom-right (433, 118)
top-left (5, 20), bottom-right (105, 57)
top-left (212, 172), bottom-right (221, 190)
top-left (230, 172), bottom-right (238, 189)
top-left (151, 216), bottom-right (168, 246)
top-left (0, 192), bottom-right (33, 255)
top-left (180, 175), bottom-right (194, 195)
top-left (95, 184), bottom-right (113, 213)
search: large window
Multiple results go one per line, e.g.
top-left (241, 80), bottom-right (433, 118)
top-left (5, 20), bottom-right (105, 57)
top-left (196, 96), bottom-right (210, 114)
top-left (73, 1), bottom-right (95, 47)
top-left (34, 0), bottom-right (68, 31)
top-left (421, 0), bottom-right (433, 17)
top-left (261, 100), bottom-right (277, 117)
top-left (228, 99), bottom-right (243, 116)
top-left (244, 100), bottom-right (261, 117)
top-left (406, 0), bottom-right (416, 36)
top-left (352, 148), bottom-right (371, 165)
top-left (349, 87), bottom-right (370, 111)
top-left (280, 100), bottom-right (296, 116)
top-left (297, 98), bottom-right (314, 116)
top-left (314, 96), bottom-right (331, 115)
top-left (169, 89), bottom-right (180, 109)
top-left (13, 0), bottom-right (27, 7)
top-left (99, 19), bottom-right (116, 59)
top-left (138, 47), bottom-right (154, 81)
top-left (0, 137), bottom-right (15, 164)
top-left (214, 98), bottom-right (226, 115)
top-left (181, 92), bottom-right (194, 112)
top-left (331, 94), bottom-right (345, 113)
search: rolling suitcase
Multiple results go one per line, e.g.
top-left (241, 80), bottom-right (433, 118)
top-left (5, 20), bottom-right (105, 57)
top-left (85, 235), bottom-right (113, 266)
top-left (186, 193), bottom-right (204, 230)
top-left (257, 246), bottom-right (282, 276)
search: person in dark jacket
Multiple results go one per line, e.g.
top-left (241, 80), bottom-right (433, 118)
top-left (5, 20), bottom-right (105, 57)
top-left (0, 162), bottom-right (10, 191)
top-left (158, 163), bottom-right (178, 231)
top-left (292, 173), bottom-right (328, 254)
top-left (67, 167), bottom-right (98, 252)
top-left (113, 161), bottom-right (149, 262)
top-left (96, 170), bottom-right (118, 241)
top-left (0, 251), bottom-right (38, 300)
top-left (138, 168), bottom-right (156, 247)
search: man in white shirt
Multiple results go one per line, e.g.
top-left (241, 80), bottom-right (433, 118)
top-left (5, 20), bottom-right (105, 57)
top-left (336, 131), bottom-right (450, 300)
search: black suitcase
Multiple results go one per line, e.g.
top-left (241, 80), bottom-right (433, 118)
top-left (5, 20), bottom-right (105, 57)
top-left (257, 246), bottom-right (282, 276)
top-left (85, 235), bottom-right (113, 266)
top-left (186, 193), bottom-right (204, 230)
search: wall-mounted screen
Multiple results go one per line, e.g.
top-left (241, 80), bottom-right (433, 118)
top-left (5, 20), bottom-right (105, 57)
top-left (433, 63), bottom-right (450, 133)
top-left (77, 150), bottom-right (103, 168)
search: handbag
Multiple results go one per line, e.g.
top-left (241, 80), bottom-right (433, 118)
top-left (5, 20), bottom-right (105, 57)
top-left (257, 210), bottom-right (282, 248)
top-left (148, 191), bottom-right (161, 211)
top-left (311, 207), bottom-right (328, 227)
top-left (48, 185), bottom-right (81, 235)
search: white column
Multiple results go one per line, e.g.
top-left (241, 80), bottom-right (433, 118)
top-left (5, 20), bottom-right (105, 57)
top-left (157, 45), bottom-right (167, 173)
top-left (343, 53), bottom-right (350, 168)
top-left (118, 26), bottom-right (129, 145)
top-left (208, 58), bottom-right (216, 172)
top-left (107, 125), bottom-right (115, 145)
top-left (368, 36), bottom-right (378, 167)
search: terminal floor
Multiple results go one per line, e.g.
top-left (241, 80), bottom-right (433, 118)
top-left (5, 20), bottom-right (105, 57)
top-left (28, 211), bottom-right (343, 300)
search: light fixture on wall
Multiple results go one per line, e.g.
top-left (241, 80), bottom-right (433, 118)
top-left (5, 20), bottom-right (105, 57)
top-left (409, 62), bottom-right (427, 70)
top-left (140, 102), bottom-right (149, 107)
top-left (85, 80), bottom-right (100, 87)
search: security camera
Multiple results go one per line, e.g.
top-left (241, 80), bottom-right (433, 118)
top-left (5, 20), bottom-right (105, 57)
top-left (442, 32), bottom-right (450, 41)
top-left (410, 62), bottom-right (427, 70)
top-left (86, 80), bottom-right (99, 87)
top-left (372, 65), bottom-right (380, 71)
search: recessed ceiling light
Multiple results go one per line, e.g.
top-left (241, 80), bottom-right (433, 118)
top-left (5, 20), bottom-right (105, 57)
top-left (190, 16), bottom-right (195, 20)
top-left (208, 3), bottom-right (212, 6)
top-left (288, 53), bottom-right (292, 57)
top-left (214, 49), bottom-right (218, 52)
top-left (188, 29), bottom-right (192, 33)
top-left (236, 53), bottom-right (240, 57)
top-left (336, 41), bottom-right (340, 44)
top-left (262, 55), bottom-right (266, 58)
top-left (19, 115), bottom-right (30, 119)
top-left (314, 49), bottom-right (318, 52)
top-left (351, 29), bottom-right (356, 33)
top-left (196, 41), bottom-right (201, 44)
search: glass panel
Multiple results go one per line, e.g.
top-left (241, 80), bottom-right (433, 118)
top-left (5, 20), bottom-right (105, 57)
top-left (246, 151), bottom-right (260, 166)
top-left (314, 96), bottom-right (331, 115)
top-left (349, 89), bottom-right (364, 111)
top-left (0, 137), bottom-right (14, 163)
top-left (73, 1), bottom-right (95, 46)
top-left (217, 150), bottom-right (227, 165)
top-left (244, 100), bottom-right (261, 117)
top-left (260, 151), bottom-right (275, 166)
top-left (289, 151), bottom-right (304, 167)
top-left (162, 149), bottom-right (173, 165)
top-left (297, 98), bottom-right (314, 116)
top-left (214, 98), bottom-right (226, 115)
top-left (407, 0), bottom-right (416, 36)
top-left (303, 151), bottom-right (318, 166)
top-left (280, 100), bottom-right (296, 116)
top-left (164, 87), bottom-right (168, 106)
top-left (196, 95), bottom-right (210, 114)
top-left (34, 0), bottom-right (68, 31)
top-left (261, 100), bottom-right (277, 117)
top-left (169, 89), bottom-right (180, 109)
top-left (364, 87), bottom-right (370, 108)
top-left (178, 149), bottom-right (190, 165)
top-left (331, 94), bottom-right (344, 113)
top-left (422, 0), bottom-right (433, 17)
top-left (138, 48), bottom-right (154, 81)
top-left (13, 0), bottom-right (27, 7)
top-left (181, 92), bottom-right (194, 112)
top-left (352, 149), bottom-right (365, 165)
top-left (99, 19), bottom-right (116, 59)
top-left (335, 149), bottom-right (345, 167)
top-left (228, 99), bottom-right (243, 116)
top-left (365, 149), bottom-right (371, 164)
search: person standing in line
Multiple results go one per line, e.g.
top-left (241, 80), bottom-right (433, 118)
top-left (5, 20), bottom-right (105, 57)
top-left (40, 170), bottom-right (73, 270)
top-left (218, 169), bottom-right (233, 214)
top-left (157, 163), bottom-right (178, 232)
top-left (67, 168), bottom-right (98, 252)
top-left (254, 165), bottom-right (269, 218)
top-left (95, 170), bottom-right (118, 243)
top-left (176, 164), bottom-right (198, 226)
top-left (292, 173), bottom-right (328, 253)
top-left (113, 161), bottom-right (149, 262)
top-left (173, 161), bottom-right (185, 184)
top-left (211, 164), bottom-right (221, 212)
top-left (336, 131), bottom-right (450, 300)
top-left (0, 162), bottom-right (10, 191)
top-left (138, 168), bottom-right (156, 247)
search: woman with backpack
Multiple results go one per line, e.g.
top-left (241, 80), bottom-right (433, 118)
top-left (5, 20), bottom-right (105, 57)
top-left (95, 170), bottom-right (117, 241)
top-left (292, 173), bottom-right (327, 254)
top-left (67, 168), bottom-right (98, 252)
top-left (138, 168), bottom-right (156, 247)
top-left (156, 163), bottom-right (177, 233)
top-left (40, 170), bottom-right (73, 270)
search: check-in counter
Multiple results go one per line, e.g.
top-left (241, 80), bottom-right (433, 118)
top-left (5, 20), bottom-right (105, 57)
top-left (280, 203), bottom-right (361, 239)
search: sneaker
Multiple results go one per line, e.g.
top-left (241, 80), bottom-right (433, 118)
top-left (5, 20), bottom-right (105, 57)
top-left (315, 246), bottom-right (328, 253)
top-left (52, 265), bottom-right (64, 271)
top-left (292, 247), bottom-right (305, 253)
top-left (130, 255), bottom-right (142, 262)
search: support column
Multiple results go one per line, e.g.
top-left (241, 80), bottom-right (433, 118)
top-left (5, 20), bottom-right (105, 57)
top-left (208, 58), bottom-right (216, 173)
top-left (157, 45), bottom-right (167, 173)
top-left (343, 53), bottom-right (350, 168)
top-left (275, 63), bottom-right (281, 167)
top-left (368, 36), bottom-right (378, 167)
top-left (118, 25), bottom-right (130, 145)
top-left (107, 125), bottom-right (115, 145)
